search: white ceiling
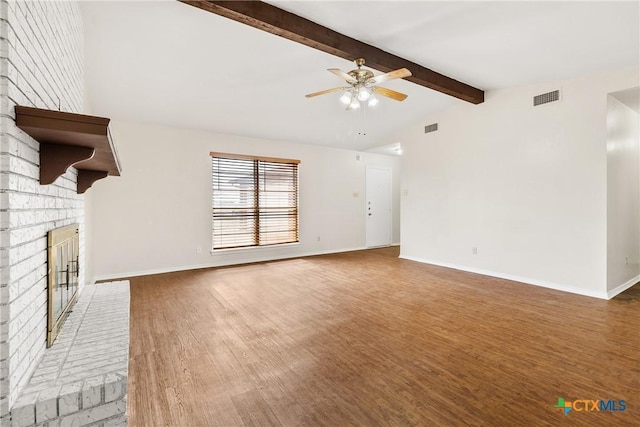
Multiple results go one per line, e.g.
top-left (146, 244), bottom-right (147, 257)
top-left (81, 1), bottom-right (639, 152)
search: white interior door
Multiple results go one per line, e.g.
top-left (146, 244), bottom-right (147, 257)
top-left (366, 166), bottom-right (392, 248)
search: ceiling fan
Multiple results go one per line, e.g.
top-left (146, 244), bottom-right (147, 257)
top-left (305, 58), bottom-right (412, 110)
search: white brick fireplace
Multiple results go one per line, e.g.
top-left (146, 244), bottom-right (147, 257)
top-left (0, 0), bottom-right (89, 423)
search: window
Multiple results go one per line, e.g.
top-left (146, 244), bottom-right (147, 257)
top-left (211, 152), bottom-right (300, 250)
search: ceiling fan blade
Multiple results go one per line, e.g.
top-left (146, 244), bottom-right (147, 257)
top-left (369, 68), bottom-right (412, 85)
top-left (305, 87), bottom-right (348, 98)
top-left (328, 68), bottom-right (357, 84)
top-left (373, 86), bottom-right (408, 101)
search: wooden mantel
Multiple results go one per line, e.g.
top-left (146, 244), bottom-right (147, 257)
top-left (15, 106), bottom-right (122, 193)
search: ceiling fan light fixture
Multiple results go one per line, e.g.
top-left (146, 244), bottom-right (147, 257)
top-left (339, 91), bottom-right (352, 105)
top-left (357, 86), bottom-right (371, 101)
top-left (368, 94), bottom-right (379, 107)
top-left (349, 97), bottom-right (360, 110)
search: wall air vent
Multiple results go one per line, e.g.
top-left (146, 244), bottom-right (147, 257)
top-left (424, 123), bottom-right (438, 133)
top-left (533, 90), bottom-right (560, 106)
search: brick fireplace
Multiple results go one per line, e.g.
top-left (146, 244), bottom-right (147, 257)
top-left (0, 0), bottom-right (88, 422)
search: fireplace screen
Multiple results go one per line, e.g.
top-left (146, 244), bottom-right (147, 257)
top-left (47, 224), bottom-right (79, 347)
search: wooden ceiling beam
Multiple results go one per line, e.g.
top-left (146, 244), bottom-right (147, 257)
top-left (179, 0), bottom-right (484, 104)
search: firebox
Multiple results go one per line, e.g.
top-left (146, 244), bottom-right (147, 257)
top-left (47, 224), bottom-right (80, 347)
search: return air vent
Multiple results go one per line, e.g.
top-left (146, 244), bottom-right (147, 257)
top-left (533, 90), bottom-right (560, 106)
top-left (424, 123), bottom-right (438, 133)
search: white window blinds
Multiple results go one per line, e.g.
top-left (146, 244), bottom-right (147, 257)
top-left (211, 152), bottom-right (299, 250)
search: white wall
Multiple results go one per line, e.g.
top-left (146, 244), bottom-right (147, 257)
top-left (88, 121), bottom-right (401, 280)
top-left (606, 94), bottom-right (640, 293)
top-left (395, 67), bottom-right (639, 299)
top-left (0, 0), bottom-right (85, 418)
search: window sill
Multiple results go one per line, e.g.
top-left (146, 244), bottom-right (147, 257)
top-left (210, 242), bottom-right (300, 255)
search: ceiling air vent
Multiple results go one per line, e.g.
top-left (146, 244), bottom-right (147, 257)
top-left (533, 90), bottom-right (560, 106)
top-left (424, 123), bottom-right (438, 133)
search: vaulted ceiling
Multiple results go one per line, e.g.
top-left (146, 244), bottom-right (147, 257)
top-left (81, 1), bottom-right (639, 152)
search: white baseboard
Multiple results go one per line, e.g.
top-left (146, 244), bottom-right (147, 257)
top-left (94, 246), bottom-right (367, 282)
top-left (607, 274), bottom-right (640, 299)
top-left (399, 254), bottom-right (609, 300)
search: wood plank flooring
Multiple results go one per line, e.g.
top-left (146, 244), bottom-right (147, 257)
top-left (126, 247), bottom-right (639, 426)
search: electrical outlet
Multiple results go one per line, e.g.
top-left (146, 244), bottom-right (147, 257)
top-left (625, 256), bottom-right (629, 265)
top-left (472, 247), bottom-right (478, 255)
top-left (317, 236), bottom-right (321, 242)
top-left (196, 246), bottom-right (202, 254)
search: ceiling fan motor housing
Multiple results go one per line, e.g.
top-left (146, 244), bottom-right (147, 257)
top-left (348, 69), bottom-right (374, 85)
top-left (348, 58), bottom-right (374, 85)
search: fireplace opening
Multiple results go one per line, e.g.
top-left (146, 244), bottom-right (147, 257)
top-left (47, 224), bottom-right (80, 347)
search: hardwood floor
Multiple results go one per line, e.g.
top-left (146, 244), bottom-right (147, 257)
top-left (126, 247), bottom-right (639, 426)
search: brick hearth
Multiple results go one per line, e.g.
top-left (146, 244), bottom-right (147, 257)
top-left (11, 282), bottom-right (130, 426)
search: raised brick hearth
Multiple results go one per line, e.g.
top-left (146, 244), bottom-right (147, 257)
top-left (10, 282), bottom-right (130, 426)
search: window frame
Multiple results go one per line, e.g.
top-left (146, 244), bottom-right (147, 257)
top-left (210, 152), bottom-right (300, 251)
